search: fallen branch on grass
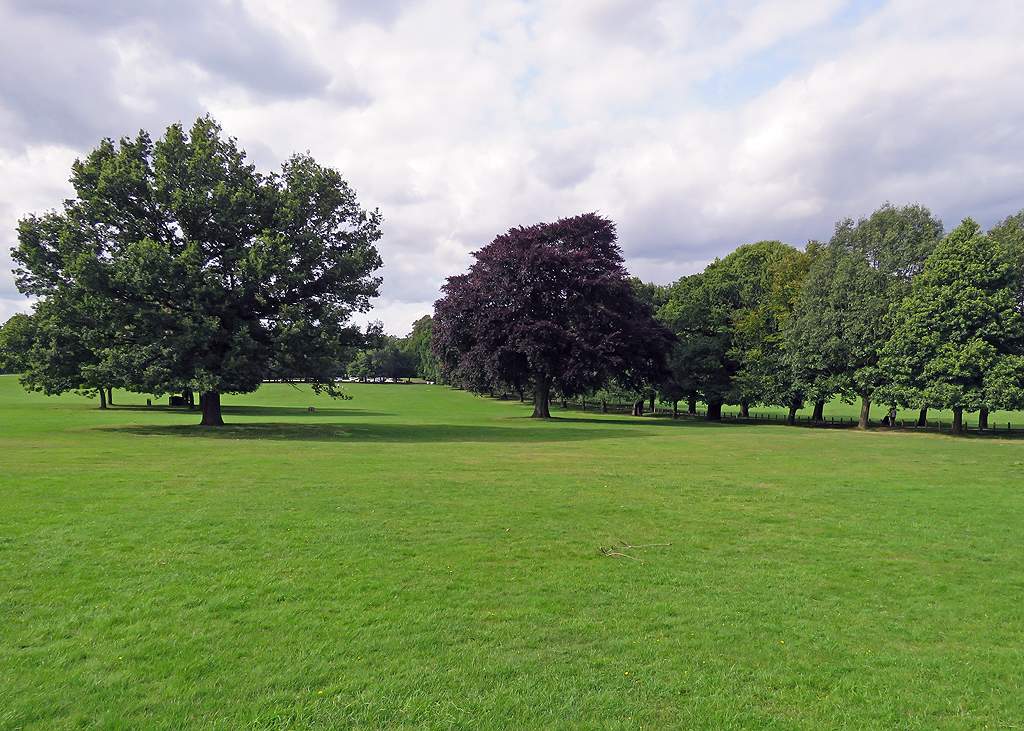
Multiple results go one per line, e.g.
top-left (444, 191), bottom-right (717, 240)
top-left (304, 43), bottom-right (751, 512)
top-left (598, 545), bottom-right (644, 561)
top-left (598, 540), bottom-right (672, 562)
top-left (617, 540), bottom-right (672, 549)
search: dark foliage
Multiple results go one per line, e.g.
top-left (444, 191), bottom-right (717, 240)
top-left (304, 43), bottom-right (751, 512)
top-left (432, 213), bottom-right (675, 417)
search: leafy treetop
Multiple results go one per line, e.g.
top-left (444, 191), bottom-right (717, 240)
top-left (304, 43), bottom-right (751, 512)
top-left (432, 212), bottom-right (674, 418)
top-left (13, 117), bottom-right (383, 424)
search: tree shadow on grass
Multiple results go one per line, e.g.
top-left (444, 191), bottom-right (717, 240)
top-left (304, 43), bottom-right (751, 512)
top-left (97, 422), bottom-right (647, 443)
top-left (108, 404), bottom-right (395, 418)
top-left (547, 415), bottom-right (727, 428)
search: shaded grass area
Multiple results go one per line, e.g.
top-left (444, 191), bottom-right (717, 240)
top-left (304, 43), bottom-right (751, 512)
top-left (2, 377), bottom-right (1024, 729)
top-left (100, 422), bottom-right (650, 443)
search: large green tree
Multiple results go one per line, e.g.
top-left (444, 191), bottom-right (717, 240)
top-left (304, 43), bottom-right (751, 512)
top-left (13, 117), bottom-right (383, 425)
top-left (730, 242), bottom-right (819, 424)
top-left (405, 315), bottom-right (440, 381)
top-left (785, 203), bottom-right (943, 428)
top-left (658, 271), bottom-right (734, 421)
top-left (878, 219), bottom-right (1024, 433)
top-left (659, 241), bottom-right (793, 420)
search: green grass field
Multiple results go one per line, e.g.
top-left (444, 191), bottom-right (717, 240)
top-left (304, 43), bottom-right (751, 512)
top-left (2, 375), bottom-right (1023, 730)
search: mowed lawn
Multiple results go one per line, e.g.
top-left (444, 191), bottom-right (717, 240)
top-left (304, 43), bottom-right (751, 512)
top-left (2, 376), bottom-right (1023, 730)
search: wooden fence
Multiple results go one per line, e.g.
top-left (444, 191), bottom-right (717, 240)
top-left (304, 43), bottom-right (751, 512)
top-left (543, 398), bottom-right (1016, 432)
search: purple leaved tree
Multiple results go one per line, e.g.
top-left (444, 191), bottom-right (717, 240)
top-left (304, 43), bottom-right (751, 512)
top-left (432, 213), bottom-right (675, 418)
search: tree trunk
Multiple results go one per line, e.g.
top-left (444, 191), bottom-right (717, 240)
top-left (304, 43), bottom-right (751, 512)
top-left (705, 401), bottom-right (722, 421)
top-left (532, 378), bottom-right (551, 418)
top-left (649, 394), bottom-right (655, 412)
top-left (688, 394), bottom-right (697, 415)
top-left (107, 387), bottom-right (113, 405)
top-left (858, 394), bottom-right (871, 429)
top-left (672, 400), bottom-right (678, 419)
top-left (951, 407), bottom-right (963, 435)
top-left (600, 400), bottom-right (608, 413)
top-left (917, 407), bottom-right (928, 427)
top-left (98, 387), bottom-right (107, 410)
top-left (787, 403), bottom-right (798, 426)
top-left (184, 390), bottom-right (195, 410)
top-left (201, 391), bottom-right (225, 426)
top-left (632, 400), bottom-right (644, 417)
top-left (812, 400), bottom-right (825, 422)
top-left (561, 397), bottom-right (567, 409)
top-left (518, 390), bottom-right (524, 403)
top-left (979, 407), bottom-right (989, 430)
top-left (581, 399), bottom-right (586, 411)
top-left (740, 400), bottom-right (749, 418)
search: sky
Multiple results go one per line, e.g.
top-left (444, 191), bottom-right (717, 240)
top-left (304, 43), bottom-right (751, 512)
top-left (2, 0), bottom-right (1024, 335)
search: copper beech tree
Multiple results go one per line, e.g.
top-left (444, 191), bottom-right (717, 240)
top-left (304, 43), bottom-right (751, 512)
top-left (432, 213), bottom-right (674, 418)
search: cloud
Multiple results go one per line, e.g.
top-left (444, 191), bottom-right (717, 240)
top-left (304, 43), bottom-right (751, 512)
top-left (3, 0), bottom-right (1024, 336)
top-left (327, 0), bottom-right (423, 26)
top-left (0, 144), bottom-right (77, 321)
top-left (0, 0), bottom-right (334, 148)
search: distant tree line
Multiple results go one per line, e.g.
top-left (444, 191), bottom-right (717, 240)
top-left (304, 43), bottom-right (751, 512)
top-left (429, 204), bottom-right (1024, 434)
top-left (345, 315), bottom-right (439, 382)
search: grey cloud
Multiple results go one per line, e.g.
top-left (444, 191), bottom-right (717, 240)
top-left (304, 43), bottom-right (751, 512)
top-left (0, 282), bottom-right (27, 302)
top-left (372, 227), bottom-right (472, 302)
top-left (17, 0), bottom-right (329, 96)
top-left (0, 0), bottom-right (333, 148)
top-left (614, 47), bottom-right (1024, 268)
top-left (0, 6), bottom-right (129, 148)
top-left (327, 0), bottom-right (422, 26)
top-left (799, 87), bottom-right (1024, 231)
top-left (376, 265), bottom-right (447, 305)
top-left (618, 199), bottom-right (768, 262)
top-left (532, 146), bottom-right (597, 190)
top-left (686, 1), bottom-right (751, 48)
top-left (587, 0), bottom-right (669, 49)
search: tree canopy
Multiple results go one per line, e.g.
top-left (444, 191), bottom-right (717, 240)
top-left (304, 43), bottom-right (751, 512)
top-left (12, 117), bottom-right (383, 424)
top-left (784, 203), bottom-right (943, 427)
top-left (432, 213), bottom-right (675, 418)
top-left (729, 242), bottom-right (820, 423)
top-left (658, 241), bottom-right (800, 420)
top-left (878, 219), bottom-right (1024, 432)
top-left (0, 313), bottom-right (33, 375)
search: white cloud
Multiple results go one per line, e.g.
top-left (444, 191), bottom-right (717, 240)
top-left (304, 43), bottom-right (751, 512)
top-left (0, 144), bottom-right (78, 312)
top-left (3, 0), bottom-right (1024, 334)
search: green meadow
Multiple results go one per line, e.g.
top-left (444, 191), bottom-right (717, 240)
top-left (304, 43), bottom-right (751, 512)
top-left (2, 374), bottom-right (1023, 730)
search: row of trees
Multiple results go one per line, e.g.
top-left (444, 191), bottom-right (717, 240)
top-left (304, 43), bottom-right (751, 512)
top-left (429, 205), bottom-right (1024, 434)
top-left (344, 315), bottom-right (438, 382)
top-left (652, 206), bottom-right (1024, 433)
top-left (5, 117), bottom-right (1022, 433)
top-left (3, 118), bottom-right (384, 425)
